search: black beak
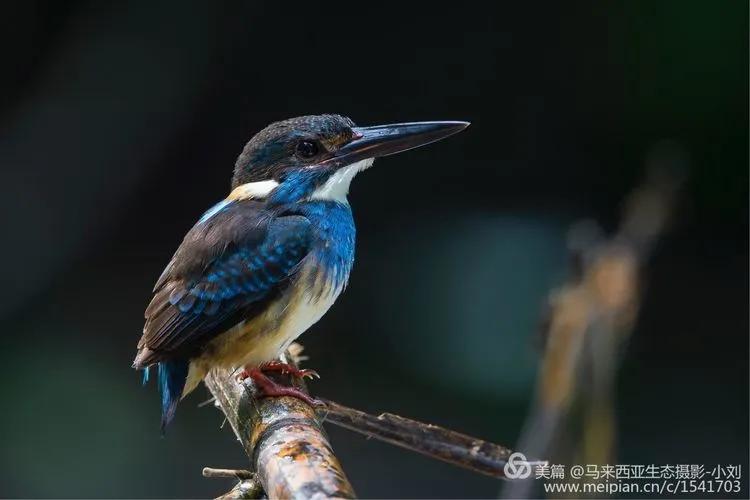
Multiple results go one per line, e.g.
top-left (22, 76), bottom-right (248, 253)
top-left (328, 121), bottom-right (469, 166)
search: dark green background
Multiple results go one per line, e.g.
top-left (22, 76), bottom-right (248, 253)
top-left (0, 1), bottom-right (746, 498)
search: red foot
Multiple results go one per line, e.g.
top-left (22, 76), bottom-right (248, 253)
top-left (237, 362), bottom-right (323, 406)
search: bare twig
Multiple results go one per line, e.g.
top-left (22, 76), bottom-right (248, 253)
top-left (214, 479), bottom-right (264, 500)
top-left (319, 399), bottom-right (529, 479)
top-left (198, 396), bottom-right (217, 408)
top-left (204, 352), bottom-right (356, 500)
top-left (203, 467), bottom-right (255, 480)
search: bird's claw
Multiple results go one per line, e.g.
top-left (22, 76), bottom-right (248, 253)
top-left (297, 368), bottom-right (320, 380)
top-left (238, 367), bottom-right (321, 407)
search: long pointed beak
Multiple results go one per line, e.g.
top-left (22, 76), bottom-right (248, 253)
top-left (329, 121), bottom-right (469, 166)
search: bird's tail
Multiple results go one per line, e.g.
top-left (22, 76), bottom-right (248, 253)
top-left (151, 359), bottom-right (189, 432)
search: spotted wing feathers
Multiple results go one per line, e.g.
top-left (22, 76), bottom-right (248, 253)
top-left (134, 202), bottom-right (312, 367)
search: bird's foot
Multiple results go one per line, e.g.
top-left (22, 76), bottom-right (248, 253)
top-left (260, 360), bottom-right (320, 380)
top-left (239, 368), bottom-right (321, 407)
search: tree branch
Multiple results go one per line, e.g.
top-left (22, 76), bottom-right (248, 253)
top-left (319, 399), bottom-right (528, 479)
top-left (204, 352), bottom-right (356, 500)
top-left (203, 468), bottom-right (263, 499)
top-left (202, 467), bottom-right (256, 480)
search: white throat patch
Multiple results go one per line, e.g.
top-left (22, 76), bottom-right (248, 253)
top-left (309, 158), bottom-right (374, 202)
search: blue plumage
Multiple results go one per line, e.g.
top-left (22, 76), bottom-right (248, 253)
top-left (198, 199), bottom-right (231, 223)
top-left (268, 169), bottom-right (328, 205)
top-left (297, 201), bottom-right (356, 293)
top-left (141, 206), bottom-right (314, 354)
top-left (157, 360), bottom-right (189, 431)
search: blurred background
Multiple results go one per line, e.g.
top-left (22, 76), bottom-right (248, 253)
top-left (0, 1), bottom-right (747, 498)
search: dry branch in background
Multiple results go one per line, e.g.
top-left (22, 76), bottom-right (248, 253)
top-left (502, 148), bottom-right (685, 498)
top-left (204, 351), bottom-right (356, 500)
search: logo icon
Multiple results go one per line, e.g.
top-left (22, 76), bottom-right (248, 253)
top-left (504, 452), bottom-right (532, 479)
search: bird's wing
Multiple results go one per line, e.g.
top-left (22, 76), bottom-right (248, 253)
top-left (134, 200), bottom-right (312, 366)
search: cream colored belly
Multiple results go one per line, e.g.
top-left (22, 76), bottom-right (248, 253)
top-left (182, 281), bottom-right (341, 396)
top-left (241, 287), bottom-right (341, 366)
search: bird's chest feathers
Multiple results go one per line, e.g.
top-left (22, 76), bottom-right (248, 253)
top-left (300, 201), bottom-right (356, 292)
top-left (272, 201), bottom-right (355, 348)
top-left (276, 271), bottom-right (342, 347)
top-left (204, 202), bottom-right (355, 368)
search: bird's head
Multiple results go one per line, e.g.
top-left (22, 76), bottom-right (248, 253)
top-left (231, 114), bottom-right (469, 204)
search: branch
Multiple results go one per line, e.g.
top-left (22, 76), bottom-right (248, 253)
top-left (204, 352), bottom-right (356, 500)
top-left (202, 467), bottom-right (255, 480)
top-left (319, 399), bottom-right (528, 479)
top-left (203, 468), bottom-right (263, 499)
top-left (214, 481), bottom-right (263, 500)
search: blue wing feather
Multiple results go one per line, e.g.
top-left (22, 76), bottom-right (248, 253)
top-left (135, 200), bottom-right (312, 366)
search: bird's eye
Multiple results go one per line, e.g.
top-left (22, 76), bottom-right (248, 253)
top-left (295, 140), bottom-right (319, 159)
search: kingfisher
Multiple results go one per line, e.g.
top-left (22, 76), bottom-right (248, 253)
top-left (133, 114), bottom-right (469, 429)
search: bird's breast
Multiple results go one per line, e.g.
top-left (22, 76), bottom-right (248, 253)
top-left (276, 264), bottom-right (343, 348)
top-left (198, 258), bottom-right (345, 371)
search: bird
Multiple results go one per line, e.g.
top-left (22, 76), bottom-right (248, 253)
top-left (133, 114), bottom-right (469, 429)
